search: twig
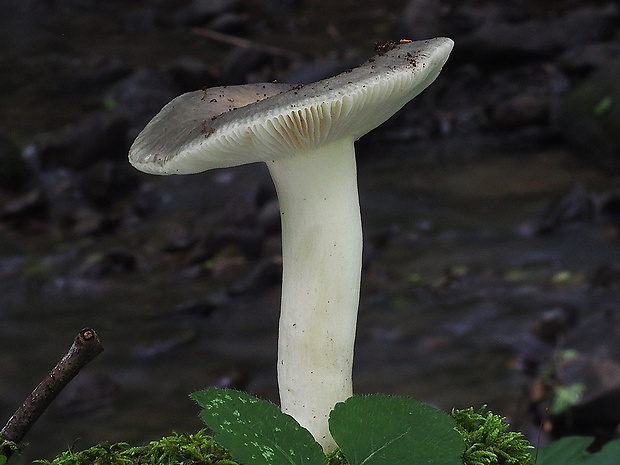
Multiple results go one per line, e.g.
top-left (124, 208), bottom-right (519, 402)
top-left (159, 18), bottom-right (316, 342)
top-left (190, 27), bottom-right (303, 61)
top-left (0, 328), bottom-right (104, 459)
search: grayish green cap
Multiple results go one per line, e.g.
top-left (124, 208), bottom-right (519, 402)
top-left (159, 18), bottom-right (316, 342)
top-left (129, 38), bottom-right (454, 175)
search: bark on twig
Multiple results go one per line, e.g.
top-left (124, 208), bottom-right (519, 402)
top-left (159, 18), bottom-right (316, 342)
top-left (0, 328), bottom-right (104, 459)
top-left (190, 27), bottom-right (304, 61)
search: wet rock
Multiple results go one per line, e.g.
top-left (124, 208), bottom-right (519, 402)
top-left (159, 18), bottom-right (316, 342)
top-left (173, 0), bottom-right (242, 27)
top-left (458, 6), bottom-right (620, 62)
top-left (166, 299), bottom-right (220, 319)
top-left (263, 0), bottom-right (303, 34)
top-left (534, 307), bottom-right (579, 344)
top-left (216, 180), bottom-right (274, 227)
top-left (590, 263), bottom-right (620, 289)
top-left (124, 6), bottom-right (160, 35)
top-left (530, 184), bottom-right (620, 235)
top-left (599, 191), bottom-right (620, 230)
top-left (211, 226), bottom-right (265, 259)
top-left (536, 184), bottom-right (597, 234)
top-left (167, 56), bottom-right (215, 93)
top-left (364, 224), bottom-right (402, 264)
top-left (497, 125), bottom-right (558, 152)
top-left (400, 0), bottom-right (448, 41)
top-left (559, 302), bottom-right (620, 361)
top-left (257, 197), bottom-right (281, 235)
top-left (77, 160), bottom-right (139, 207)
top-left (431, 63), bottom-right (489, 137)
top-left (0, 255), bottom-right (26, 280)
top-left (446, 2), bottom-right (524, 39)
top-left (132, 323), bottom-right (199, 359)
top-left (211, 369), bottom-right (250, 390)
top-left (219, 47), bottom-right (274, 85)
top-left (548, 354), bottom-right (620, 439)
top-left (53, 373), bottom-right (119, 416)
top-left (206, 12), bottom-right (247, 34)
top-left (179, 237), bottom-right (215, 271)
top-left (559, 57), bottom-right (620, 172)
top-left (162, 228), bottom-right (199, 254)
top-left (490, 93), bottom-right (549, 130)
top-left (263, 0), bottom-right (303, 18)
top-left (34, 111), bottom-right (130, 170)
top-left (107, 68), bottom-right (179, 134)
top-left (78, 248), bottom-right (138, 279)
top-left (176, 263), bottom-right (203, 281)
top-left (60, 206), bottom-right (120, 237)
top-left (0, 135), bottom-right (31, 191)
top-left (48, 55), bottom-right (132, 96)
top-left (182, 229), bottom-right (262, 279)
top-left (209, 249), bottom-right (249, 281)
top-left (0, 189), bottom-right (47, 223)
top-left (559, 42), bottom-right (620, 72)
top-left (37, 168), bottom-right (104, 234)
top-left (227, 256), bottom-right (282, 295)
top-left (129, 182), bottom-right (161, 219)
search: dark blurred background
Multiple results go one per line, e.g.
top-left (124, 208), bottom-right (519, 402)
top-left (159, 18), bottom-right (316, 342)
top-left (2, 0), bottom-right (620, 462)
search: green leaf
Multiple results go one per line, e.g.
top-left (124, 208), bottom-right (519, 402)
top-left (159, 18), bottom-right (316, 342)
top-left (0, 454), bottom-right (6, 465)
top-left (537, 436), bottom-right (620, 465)
top-left (192, 389), bottom-right (328, 465)
top-left (593, 96), bottom-right (613, 116)
top-left (329, 394), bottom-right (464, 465)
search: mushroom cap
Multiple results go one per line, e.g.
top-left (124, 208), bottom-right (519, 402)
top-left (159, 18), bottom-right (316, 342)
top-left (129, 38), bottom-right (454, 175)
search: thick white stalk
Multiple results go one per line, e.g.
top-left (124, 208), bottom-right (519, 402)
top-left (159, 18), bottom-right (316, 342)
top-left (266, 138), bottom-right (362, 452)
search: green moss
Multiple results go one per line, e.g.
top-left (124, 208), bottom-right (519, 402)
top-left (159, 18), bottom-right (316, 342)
top-left (452, 406), bottom-right (535, 465)
top-left (35, 430), bottom-right (240, 465)
top-left (36, 406), bottom-right (535, 465)
top-left (326, 448), bottom-right (349, 465)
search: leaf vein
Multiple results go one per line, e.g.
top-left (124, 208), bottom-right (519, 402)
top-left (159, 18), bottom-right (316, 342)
top-left (359, 428), bottom-right (411, 465)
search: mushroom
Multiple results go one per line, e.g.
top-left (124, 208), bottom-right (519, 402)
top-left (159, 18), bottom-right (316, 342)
top-left (129, 38), bottom-right (454, 451)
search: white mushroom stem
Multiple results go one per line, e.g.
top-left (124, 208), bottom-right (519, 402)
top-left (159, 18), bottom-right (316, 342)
top-left (267, 137), bottom-right (362, 452)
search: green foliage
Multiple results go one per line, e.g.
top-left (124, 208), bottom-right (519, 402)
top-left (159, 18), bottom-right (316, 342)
top-left (39, 392), bottom-right (616, 465)
top-left (451, 406), bottom-right (534, 465)
top-left (0, 438), bottom-right (19, 462)
top-left (330, 394), bottom-right (464, 465)
top-left (537, 436), bottom-right (620, 465)
top-left (192, 389), bottom-right (327, 465)
top-left (35, 430), bottom-right (240, 465)
top-left (550, 382), bottom-right (586, 414)
top-left (593, 96), bottom-right (613, 117)
top-left (193, 389), bottom-right (465, 465)
top-left (325, 448), bottom-right (348, 465)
